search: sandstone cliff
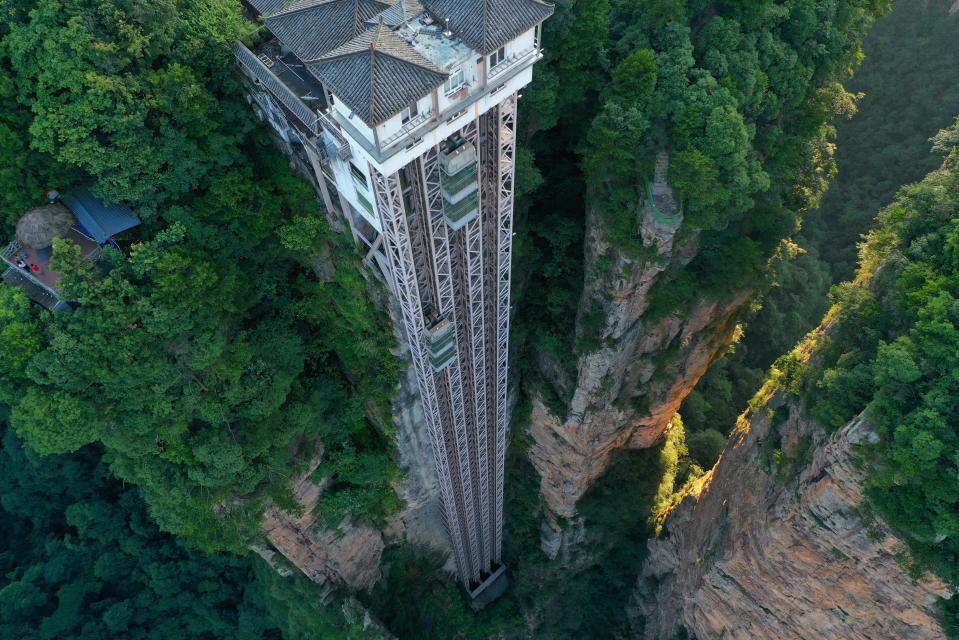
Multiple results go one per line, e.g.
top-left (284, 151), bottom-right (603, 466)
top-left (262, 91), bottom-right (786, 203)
top-left (256, 449), bottom-right (385, 596)
top-left (528, 155), bottom-right (751, 548)
top-left (257, 301), bottom-right (450, 595)
top-left (636, 383), bottom-right (950, 639)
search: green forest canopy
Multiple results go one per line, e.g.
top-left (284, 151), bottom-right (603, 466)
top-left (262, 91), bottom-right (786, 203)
top-left (514, 0), bottom-right (889, 402)
top-left (767, 118), bottom-right (959, 630)
top-left (0, 0), bottom-right (400, 553)
top-left (681, 0), bottom-right (959, 466)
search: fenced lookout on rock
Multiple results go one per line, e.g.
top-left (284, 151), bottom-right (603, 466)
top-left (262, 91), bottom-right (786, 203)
top-left (1, 188), bottom-right (140, 311)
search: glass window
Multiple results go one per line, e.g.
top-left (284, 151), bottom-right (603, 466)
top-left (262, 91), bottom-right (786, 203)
top-left (444, 67), bottom-right (466, 94)
top-left (349, 162), bottom-right (367, 188)
top-left (401, 101), bottom-right (419, 125)
top-left (489, 46), bottom-right (506, 69)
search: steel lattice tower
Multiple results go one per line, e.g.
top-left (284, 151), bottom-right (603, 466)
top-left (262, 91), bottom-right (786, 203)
top-left (235, 0), bottom-right (552, 597)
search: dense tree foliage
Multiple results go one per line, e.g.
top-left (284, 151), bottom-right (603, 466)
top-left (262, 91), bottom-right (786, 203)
top-left (0, 0), bottom-right (399, 553)
top-left (0, 426), bottom-right (286, 639)
top-left (514, 0), bottom-right (888, 406)
top-left (806, 0), bottom-right (959, 281)
top-left (767, 119), bottom-right (959, 631)
top-left (0, 424), bottom-right (386, 639)
top-left (681, 0), bottom-right (959, 462)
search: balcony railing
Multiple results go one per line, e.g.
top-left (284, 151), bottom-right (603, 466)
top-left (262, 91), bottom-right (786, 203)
top-left (2, 268), bottom-right (65, 310)
top-left (327, 50), bottom-right (543, 165)
top-left (381, 111), bottom-right (431, 149)
top-left (316, 111), bottom-right (352, 160)
top-left (2, 240), bottom-right (64, 305)
top-left (444, 83), bottom-right (470, 99)
top-left (2, 232), bottom-right (104, 309)
top-left (488, 46), bottom-right (538, 81)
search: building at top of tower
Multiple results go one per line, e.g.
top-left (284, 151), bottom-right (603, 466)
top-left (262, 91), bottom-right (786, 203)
top-left (237, 0), bottom-right (550, 239)
top-left (234, 0), bottom-right (552, 604)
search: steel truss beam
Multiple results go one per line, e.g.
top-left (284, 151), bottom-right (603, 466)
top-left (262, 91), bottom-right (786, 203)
top-left (369, 166), bottom-right (473, 581)
top-left (492, 96), bottom-right (516, 564)
top-left (368, 94), bottom-right (519, 589)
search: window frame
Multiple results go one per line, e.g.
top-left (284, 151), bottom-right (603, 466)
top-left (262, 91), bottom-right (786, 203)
top-left (401, 101), bottom-right (419, 125)
top-left (443, 67), bottom-right (466, 95)
top-left (349, 162), bottom-right (367, 189)
top-left (489, 46), bottom-right (506, 69)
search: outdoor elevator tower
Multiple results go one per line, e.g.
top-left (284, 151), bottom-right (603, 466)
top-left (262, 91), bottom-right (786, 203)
top-left (235, 0), bottom-right (553, 598)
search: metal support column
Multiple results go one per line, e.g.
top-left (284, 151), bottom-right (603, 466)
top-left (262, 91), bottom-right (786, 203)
top-left (369, 166), bottom-right (473, 582)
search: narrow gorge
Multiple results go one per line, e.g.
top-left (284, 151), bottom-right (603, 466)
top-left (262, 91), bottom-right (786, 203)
top-left (637, 116), bottom-right (959, 639)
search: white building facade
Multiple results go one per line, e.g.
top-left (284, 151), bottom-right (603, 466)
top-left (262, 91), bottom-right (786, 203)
top-left (235, 0), bottom-right (553, 597)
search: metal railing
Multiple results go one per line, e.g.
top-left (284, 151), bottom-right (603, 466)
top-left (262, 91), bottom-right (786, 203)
top-left (1, 240), bottom-right (64, 303)
top-left (381, 111), bottom-right (431, 149)
top-left (316, 111), bottom-right (352, 160)
top-left (488, 47), bottom-right (537, 81)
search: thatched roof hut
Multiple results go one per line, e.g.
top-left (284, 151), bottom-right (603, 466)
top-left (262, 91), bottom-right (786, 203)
top-left (16, 203), bottom-right (74, 249)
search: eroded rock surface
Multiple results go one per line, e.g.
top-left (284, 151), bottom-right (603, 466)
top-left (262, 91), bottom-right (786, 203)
top-left (637, 390), bottom-right (950, 640)
top-left (528, 158), bottom-right (751, 542)
top-left (383, 331), bottom-right (451, 554)
top-left (259, 302), bottom-right (451, 595)
top-left (260, 453), bottom-right (385, 594)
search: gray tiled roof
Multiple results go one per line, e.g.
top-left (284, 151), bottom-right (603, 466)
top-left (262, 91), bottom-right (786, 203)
top-left (421, 0), bottom-right (553, 54)
top-left (248, 0), bottom-right (290, 15)
top-left (233, 42), bottom-right (321, 135)
top-left (265, 0), bottom-right (391, 62)
top-left (368, 0), bottom-right (424, 27)
top-left (308, 21), bottom-right (447, 126)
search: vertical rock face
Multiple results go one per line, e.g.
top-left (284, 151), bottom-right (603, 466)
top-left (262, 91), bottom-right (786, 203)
top-left (637, 390), bottom-right (950, 640)
top-left (383, 336), bottom-right (451, 554)
top-left (259, 452), bottom-right (385, 595)
top-left (258, 303), bottom-right (451, 595)
top-left (527, 160), bottom-right (751, 539)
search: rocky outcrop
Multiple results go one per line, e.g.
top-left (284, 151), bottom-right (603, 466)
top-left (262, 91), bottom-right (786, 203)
top-left (528, 156), bottom-right (751, 543)
top-left (259, 452), bottom-right (385, 596)
top-left (636, 387), bottom-right (950, 640)
top-left (259, 301), bottom-right (451, 595)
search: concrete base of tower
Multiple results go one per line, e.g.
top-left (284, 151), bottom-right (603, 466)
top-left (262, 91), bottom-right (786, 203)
top-left (467, 564), bottom-right (508, 610)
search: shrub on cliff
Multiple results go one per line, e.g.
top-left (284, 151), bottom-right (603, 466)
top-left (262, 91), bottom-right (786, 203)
top-left (783, 119), bottom-right (959, 624)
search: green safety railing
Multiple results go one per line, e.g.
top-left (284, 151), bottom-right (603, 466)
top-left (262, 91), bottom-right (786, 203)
top-left (645, 183), bottom-right (680, 224)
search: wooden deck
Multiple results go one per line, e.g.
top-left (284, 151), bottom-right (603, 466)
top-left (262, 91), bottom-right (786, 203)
top-left (2, 228), bottom-right (100, 309)
top-left (4, 228), bottom-right (99, 290)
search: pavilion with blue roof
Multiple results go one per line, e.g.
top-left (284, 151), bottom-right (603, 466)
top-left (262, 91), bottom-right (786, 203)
top-left (2, 186), bottom-right (141, 310)
top-left (61, 186), bottom-right (141, 246)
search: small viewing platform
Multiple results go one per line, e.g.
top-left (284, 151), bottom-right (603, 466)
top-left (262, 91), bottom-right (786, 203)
top-left (2, 188), bottom-right (140, 310)
top-left (644, 152), bottom-right (682, 225)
